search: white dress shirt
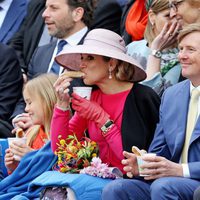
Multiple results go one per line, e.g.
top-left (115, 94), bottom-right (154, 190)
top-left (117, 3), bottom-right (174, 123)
top-left (48, 27), bottom-right (88, 74)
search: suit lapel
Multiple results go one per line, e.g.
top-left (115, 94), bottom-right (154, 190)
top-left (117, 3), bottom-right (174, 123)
top-left (42, 42), bottom-right (57, 73)
top-left (0, 0), bottom-right (27, 41)
top-left (191, 117), bottom-right (200, 144)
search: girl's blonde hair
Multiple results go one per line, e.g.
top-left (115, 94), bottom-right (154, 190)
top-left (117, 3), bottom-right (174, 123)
top-left (144, 0), bottom-right (169, 45)
top-left (23, 73), bottom-right (58, 135)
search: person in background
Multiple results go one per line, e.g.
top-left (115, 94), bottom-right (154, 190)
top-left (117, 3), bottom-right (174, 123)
top-left (7, 0), bottom-right (51, 75)
top-left (0, 43), bottom-right (23, 138)
top-left (120, 0), bottom-right (148, 45)
top-left (102, 23), bottom-right (200, 200)
top-left (4, 73), bottom-right (58, 174)
top-left (51, 28), bottom-right (160, 173)
top-left (169, 0), bottom-right (200, 82)
top-left (90, 0), bottom-right (122, 35)
top-left (169, 0), bottom-right (200, 27)
top-left (0, 0), bottom-right (28, 44)
top-left (127, 0), bottom-right (181, 97)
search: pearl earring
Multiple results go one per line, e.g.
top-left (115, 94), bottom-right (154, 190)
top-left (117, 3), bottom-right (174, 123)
top-left (108, 67), bottom-right (112, 79)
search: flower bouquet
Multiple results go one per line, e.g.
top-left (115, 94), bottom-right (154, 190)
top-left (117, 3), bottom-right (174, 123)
top-left (53, 134), bottom-right (99, 173)
top-left (80, 157), bottom-right (123, 179)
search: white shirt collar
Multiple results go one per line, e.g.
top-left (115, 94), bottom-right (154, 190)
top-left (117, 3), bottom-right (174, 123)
top-left (0, 0), bottom-right (13, 10)
top-left (58, 26), bottom-right (88, 46)
top-left (189, 82), bottom-right (200, 95)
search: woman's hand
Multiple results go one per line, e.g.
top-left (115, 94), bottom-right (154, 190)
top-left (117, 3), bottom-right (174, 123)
top-left (4, 148), bottom-right (19, 172)
top-left (150, 21), bottom-right (181, 51)
top-left (71, 93), bottom-right (110, 127)
top-left (54, 75), bottom-right (72, 109)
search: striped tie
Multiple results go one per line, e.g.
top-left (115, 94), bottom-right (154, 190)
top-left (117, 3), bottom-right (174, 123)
top-left (50, 40), bottom-right (67, 74)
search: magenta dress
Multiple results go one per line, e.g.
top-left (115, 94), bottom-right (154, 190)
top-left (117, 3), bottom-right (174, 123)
top-left (51, 89), bottom-right (130, 172)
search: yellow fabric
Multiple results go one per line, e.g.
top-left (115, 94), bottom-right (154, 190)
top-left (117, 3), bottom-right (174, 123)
top-left (182, 89), bottom-right (200, 163)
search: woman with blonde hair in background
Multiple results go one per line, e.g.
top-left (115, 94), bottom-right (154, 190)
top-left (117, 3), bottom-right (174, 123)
top-left (127, 0), bottom-right (181, 96)
top-left (5, 73), bottom-right (58, 174)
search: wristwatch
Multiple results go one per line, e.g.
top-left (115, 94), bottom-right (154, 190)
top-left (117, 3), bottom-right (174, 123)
top-left (151, 49), bottom-right (162, 58)
top-left (101, 120), bottom-right (114, 135)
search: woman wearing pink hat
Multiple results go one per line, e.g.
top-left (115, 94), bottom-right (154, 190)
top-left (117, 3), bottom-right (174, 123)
top-left (51, 28), bottom-right (160, 173)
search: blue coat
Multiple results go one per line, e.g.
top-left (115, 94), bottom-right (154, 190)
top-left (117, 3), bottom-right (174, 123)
top-left (149, 79), bottom-right (200, 180)
top-left (0, 0), bottom-right (28, 44)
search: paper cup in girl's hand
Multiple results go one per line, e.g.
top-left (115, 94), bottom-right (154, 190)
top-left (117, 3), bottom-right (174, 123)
top-left (8, 137), bottom-right (27, 161)
top-left (137, 153), bottom-right (156, 176)
top-left (73, 87), bottom-right (92, 100)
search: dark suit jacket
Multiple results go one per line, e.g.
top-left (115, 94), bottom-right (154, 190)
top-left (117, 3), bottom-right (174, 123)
top-left (0, 43), bottom-right (23, 136)
top-left (91, 0), bottom-right (122, 35)
top-left (8, 0), bottom-right (46, 73)
top-left (0, 0), bottom-right (28, 44)
top-left (0, 43), bottom-right (23, 120)
top-left (27, 42), bottom-right (57, 79)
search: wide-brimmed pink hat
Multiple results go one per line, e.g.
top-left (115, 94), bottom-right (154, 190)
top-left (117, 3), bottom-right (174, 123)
top-left (56, 28), bottom-right (146, 82)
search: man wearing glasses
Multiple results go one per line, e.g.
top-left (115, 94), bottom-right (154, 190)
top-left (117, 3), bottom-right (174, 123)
top-left (169, 0), bottom-right (200, 26)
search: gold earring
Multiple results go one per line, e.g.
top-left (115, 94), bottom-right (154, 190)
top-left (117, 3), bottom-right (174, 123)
top-left (108, 67), bottom-right (112, 79)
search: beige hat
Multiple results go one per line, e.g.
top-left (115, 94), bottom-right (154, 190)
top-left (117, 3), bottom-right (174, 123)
top-left (56, 28), bottom-right (146, 82)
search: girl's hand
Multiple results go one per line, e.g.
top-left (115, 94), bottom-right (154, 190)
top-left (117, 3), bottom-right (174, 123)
top-left (9, 142), bottom-right (33, 158)
top-left (4, 148), bottom-right (19, 172)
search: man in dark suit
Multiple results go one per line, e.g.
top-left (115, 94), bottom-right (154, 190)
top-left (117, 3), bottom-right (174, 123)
top-left (0, 0), bottom-right (28, 44)
top-left (8, 0), bottom-right (123, 75)
top-left (12, 0), bottom-right (95, 133)
top-left (12, 0), bottom-right (124, 132)
top-left (0, 43), bottom-right (23, 138)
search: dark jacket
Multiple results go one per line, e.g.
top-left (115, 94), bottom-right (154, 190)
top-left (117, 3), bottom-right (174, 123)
top-left (0, 43), bottom-right (23, 137)
top-left (122, 83), bottom-right (160, 152)
top-left (8, 0), bottom-right (46, 73)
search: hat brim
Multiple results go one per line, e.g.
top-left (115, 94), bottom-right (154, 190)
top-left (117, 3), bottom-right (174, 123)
top-left (56, 45), bottom-right (146, 82)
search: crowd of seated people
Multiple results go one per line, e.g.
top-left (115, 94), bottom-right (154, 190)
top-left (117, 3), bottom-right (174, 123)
top-left (0, 0), bottom-right (200, 199)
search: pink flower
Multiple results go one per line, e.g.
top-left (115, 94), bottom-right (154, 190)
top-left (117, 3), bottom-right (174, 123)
top-left (80, 157), bottom-right (121, 179)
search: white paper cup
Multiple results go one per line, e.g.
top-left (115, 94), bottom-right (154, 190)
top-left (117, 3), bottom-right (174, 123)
top-left (137, 153), bottom-right (156, 177)
top-left (8, 137), bottom-right (27, 161)
top-left (73, 87), bottom-right (92, 100)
